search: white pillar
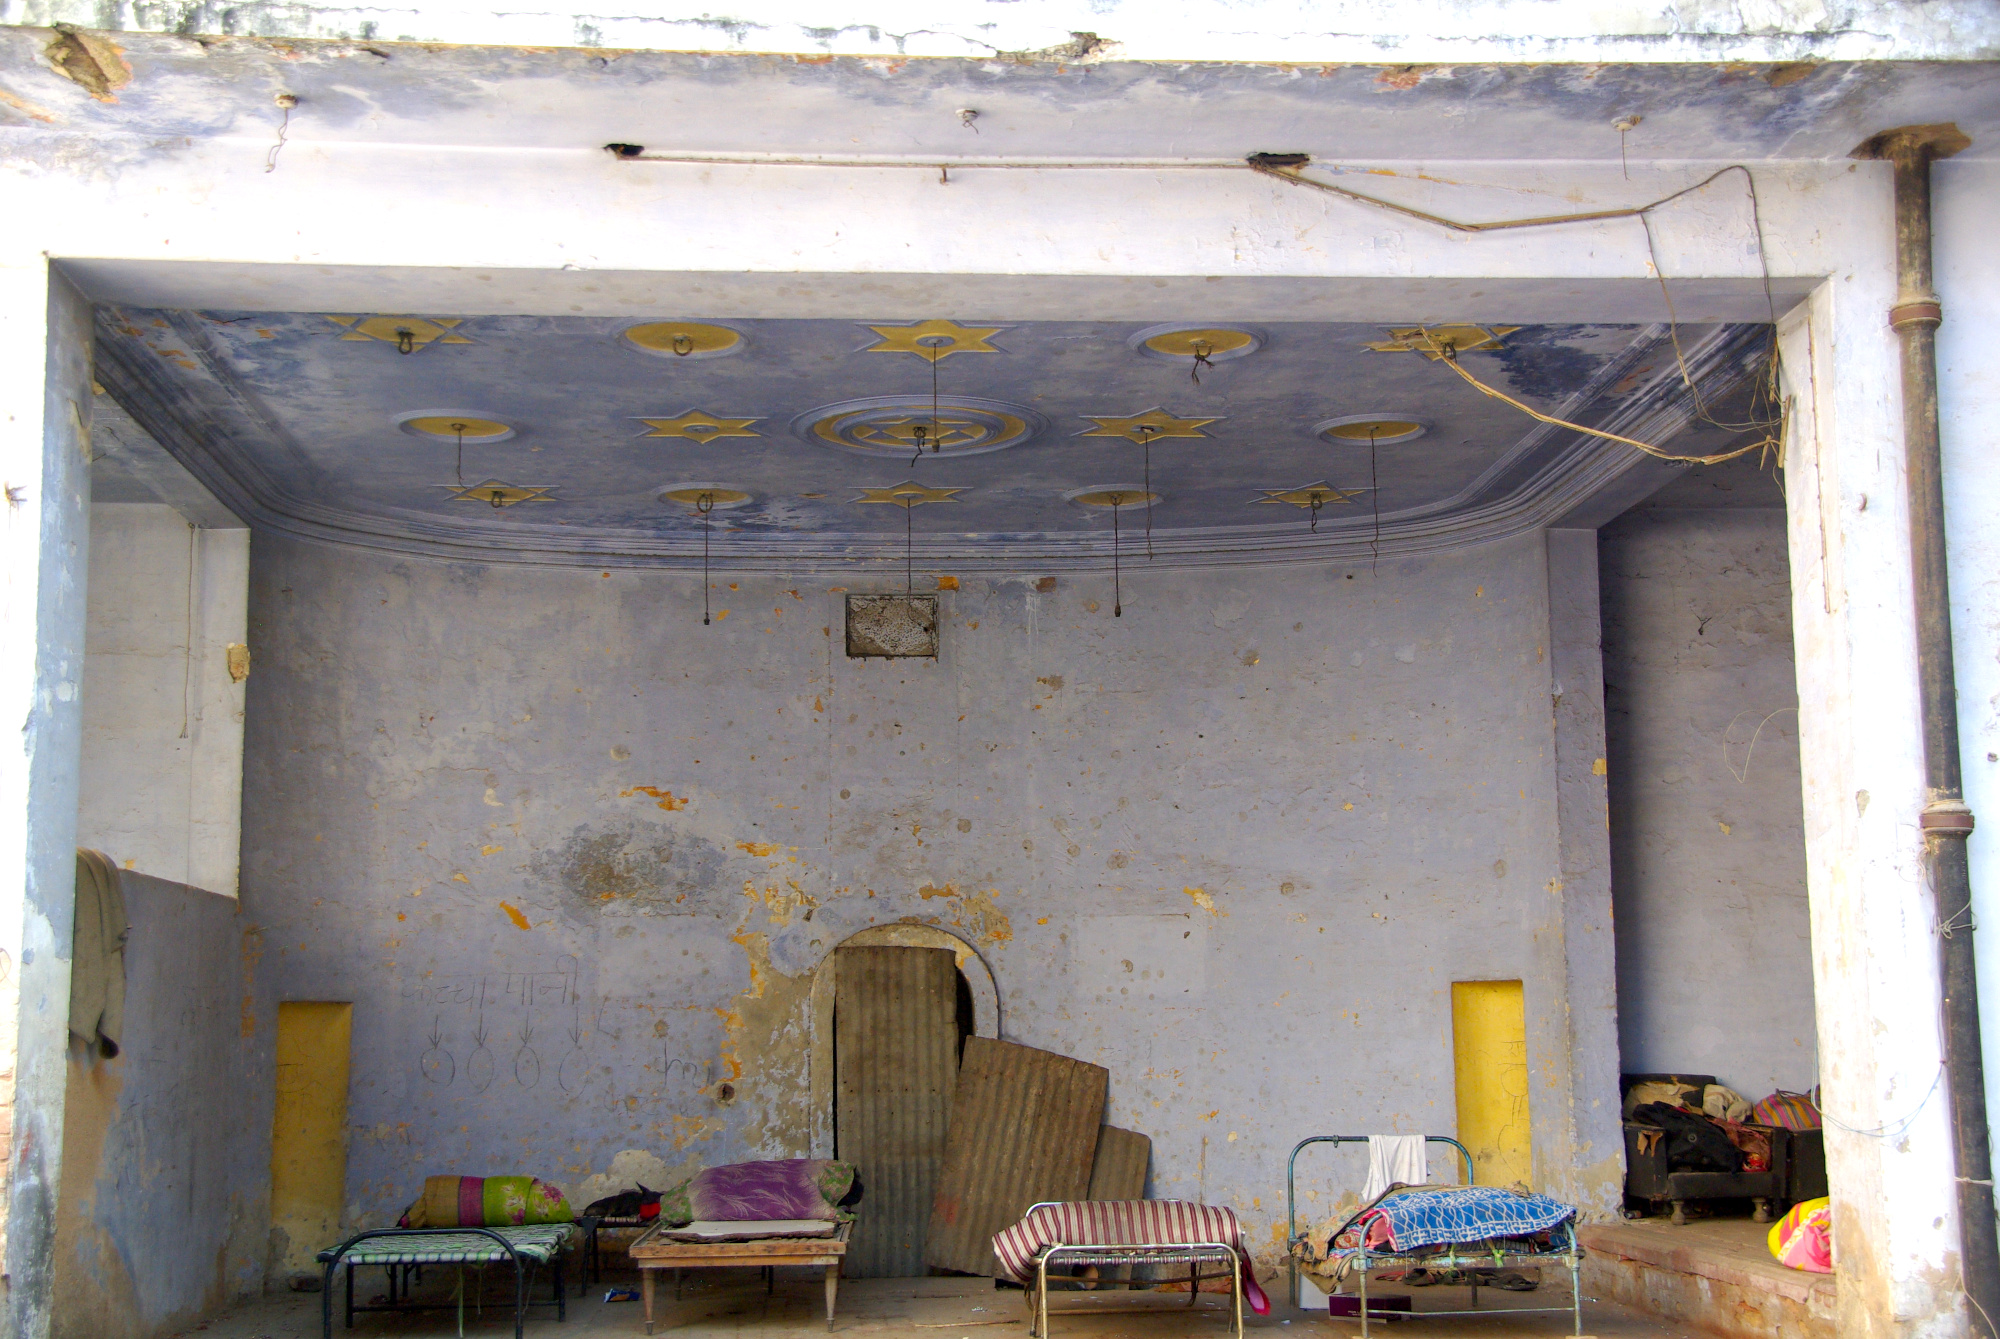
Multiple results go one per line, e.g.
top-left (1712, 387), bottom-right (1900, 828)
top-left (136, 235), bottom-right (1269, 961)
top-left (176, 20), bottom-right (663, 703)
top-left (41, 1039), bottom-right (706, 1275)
top-left (1781, 171), bottom-right (1968, 1337)
top-left (0, 259), bottom-right (91, 1339)
top-left (1534, 528), bottom-right (1625, 1215)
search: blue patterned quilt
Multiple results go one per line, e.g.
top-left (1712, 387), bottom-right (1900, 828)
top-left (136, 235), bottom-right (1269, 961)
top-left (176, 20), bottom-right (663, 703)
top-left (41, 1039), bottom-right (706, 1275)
top-left (1358, 1187), bottom-right (1575, 1252)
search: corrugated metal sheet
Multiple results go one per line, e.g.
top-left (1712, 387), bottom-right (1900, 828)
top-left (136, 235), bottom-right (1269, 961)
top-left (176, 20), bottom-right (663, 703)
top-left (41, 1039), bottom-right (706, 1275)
top-left (1086, 1126), bottom-right (1151, 1201)
top-left (923, 1038), bottom-right (1108, 1277)
top-left (834, 945), bottom-right (959, 1278)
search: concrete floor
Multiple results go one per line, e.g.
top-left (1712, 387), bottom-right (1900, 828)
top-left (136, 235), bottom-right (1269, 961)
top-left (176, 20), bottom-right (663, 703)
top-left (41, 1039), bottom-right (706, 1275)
top-left (173, 1269), bottom-right (1706, 1339)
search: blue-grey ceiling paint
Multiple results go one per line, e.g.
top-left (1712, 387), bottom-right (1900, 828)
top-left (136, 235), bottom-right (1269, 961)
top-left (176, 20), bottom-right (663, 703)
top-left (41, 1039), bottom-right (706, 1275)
top-left (94, 306), bottom-right (1770, 569)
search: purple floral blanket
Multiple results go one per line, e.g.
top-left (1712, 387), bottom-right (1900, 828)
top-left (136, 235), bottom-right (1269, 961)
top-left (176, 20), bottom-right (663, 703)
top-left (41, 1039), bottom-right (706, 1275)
top-left (659, 1159), bottom-right (857, 1225)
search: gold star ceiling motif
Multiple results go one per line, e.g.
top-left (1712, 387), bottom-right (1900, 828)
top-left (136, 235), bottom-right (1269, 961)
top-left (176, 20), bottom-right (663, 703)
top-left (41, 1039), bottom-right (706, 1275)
top-left (637, 411), bottom-right (763, 442)
top-left (863, 319), bottom-right (1005, 362)
top-left (852, 481), bottom-right (968, 508)
top-left (1078, 408), bottom-right (1220, 443)
top-left (437, 481), bottom-right (558, 508)
top-left (1362, 324), bottom-right (1519, 359)
top-left (325, 315), bottom-right (474, 349)
top-left (1255, 482), bottom-right (1370, 508)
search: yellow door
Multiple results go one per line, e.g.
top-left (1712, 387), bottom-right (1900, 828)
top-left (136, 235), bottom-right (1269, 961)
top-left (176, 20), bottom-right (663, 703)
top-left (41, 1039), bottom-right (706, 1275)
top-left (270, 1002), bottom-right (353, 1276)
top-left (1451, 981), bottom-right (1532, 1189)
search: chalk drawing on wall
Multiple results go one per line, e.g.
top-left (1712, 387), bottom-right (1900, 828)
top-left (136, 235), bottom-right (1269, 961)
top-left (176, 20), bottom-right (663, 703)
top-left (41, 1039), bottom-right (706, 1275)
top-left (467, 1015), bottom-right (496, 1093)
top-left (421, 1017), bottom-right (453, 1086)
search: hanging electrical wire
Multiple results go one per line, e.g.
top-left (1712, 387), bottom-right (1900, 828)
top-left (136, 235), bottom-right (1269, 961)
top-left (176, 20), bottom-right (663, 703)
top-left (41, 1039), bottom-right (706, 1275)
top-left (452, 421), bottom-right (468, 487)
top-left (696, 492), bottom-right (715, 625)
top-left (1254, 158), bottom-right (1788, 468)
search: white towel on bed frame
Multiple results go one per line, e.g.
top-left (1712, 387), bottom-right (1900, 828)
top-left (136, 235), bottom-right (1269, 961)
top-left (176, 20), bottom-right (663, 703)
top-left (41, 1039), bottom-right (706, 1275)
top-left (1361, 1135), bottom-right (1430, 1201)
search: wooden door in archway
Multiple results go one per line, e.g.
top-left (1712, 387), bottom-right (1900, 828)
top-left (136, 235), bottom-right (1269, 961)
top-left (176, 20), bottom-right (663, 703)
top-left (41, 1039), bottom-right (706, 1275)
top-left (835, 945), bottom-right (961, 1277)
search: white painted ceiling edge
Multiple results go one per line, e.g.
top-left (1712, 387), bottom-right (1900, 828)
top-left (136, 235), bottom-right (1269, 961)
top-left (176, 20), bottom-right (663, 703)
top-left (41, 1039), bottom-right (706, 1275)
top-left (5, 0), bottom-right (1996, 62)
top-left (61, 265), bottom-right (1813, 325)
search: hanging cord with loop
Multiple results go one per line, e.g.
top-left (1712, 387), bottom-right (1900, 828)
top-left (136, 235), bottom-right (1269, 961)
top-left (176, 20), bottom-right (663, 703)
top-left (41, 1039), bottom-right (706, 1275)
top-left (1309, 494), bottom-right (1323, 533)
top-left (397, 327), bottom-right (416, 356)
top-left (700, 489), bottom-right (716, 627)
top-left (1368, 425), bottom-right (1382, 575)
top-left (1110, 494), bottom-right (1125, 617)
top-left (452, 422), bottom-right (468, 487)
top-left (1136, 424), bottom-right (1157, 560)
top-left (672, 334), bottom-right (693, 356)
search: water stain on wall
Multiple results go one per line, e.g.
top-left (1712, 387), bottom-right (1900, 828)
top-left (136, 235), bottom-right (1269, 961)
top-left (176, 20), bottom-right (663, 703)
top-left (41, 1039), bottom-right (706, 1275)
top-left (531, 819), bottom-right (722, 916)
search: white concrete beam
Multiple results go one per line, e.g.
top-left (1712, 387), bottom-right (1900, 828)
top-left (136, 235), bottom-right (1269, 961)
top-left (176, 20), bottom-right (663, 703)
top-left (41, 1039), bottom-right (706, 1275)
top-left (0, 260), bottom-right (91, 1339)
top-left (1, 0), bottom-right (1993, 62)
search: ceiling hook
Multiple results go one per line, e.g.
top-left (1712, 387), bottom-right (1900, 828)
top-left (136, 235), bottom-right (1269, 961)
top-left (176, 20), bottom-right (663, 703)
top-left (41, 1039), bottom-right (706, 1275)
top-left (488, 489), bottom-right (506, 509)
top-left (671, 333), bottom-right (694, 356)
top-left (1190, 339), bottom-right (1214, 386)
top-left (396, 327), bottom-right (416, 355)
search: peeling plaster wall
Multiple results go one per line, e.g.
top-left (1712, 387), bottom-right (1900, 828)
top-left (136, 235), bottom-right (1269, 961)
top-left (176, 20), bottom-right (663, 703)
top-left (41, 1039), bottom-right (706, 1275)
top-left (49, 873), bottom-right (264, 1339)
top-left (2, 0), bottom-right (1993, 63)
top-left (239, 528), bottom-right (1607, 1268)
top-left (1600, 504), bottom-right (1816, 1100)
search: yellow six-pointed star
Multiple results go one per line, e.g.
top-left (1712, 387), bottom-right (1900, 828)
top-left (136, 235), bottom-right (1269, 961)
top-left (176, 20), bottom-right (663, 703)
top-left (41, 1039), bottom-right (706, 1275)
top-left (637, 411), bottom-right (762, 441)
top-left (1255, 482), bottom-right (1369, 508)
top-left (325, 315), bottom-right (473, 348)
top-left (863, 319), bottom-right (1005, 362)
top-left (436, 481), bottom-right (558, 507)
top-left (1079, 408), bottom-right (1220, 442)
top-left (853, 481), bottom-right (968, 508)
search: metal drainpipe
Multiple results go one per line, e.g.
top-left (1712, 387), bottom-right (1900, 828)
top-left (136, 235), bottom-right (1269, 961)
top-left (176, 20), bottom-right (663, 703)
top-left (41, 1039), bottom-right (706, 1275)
top-left (1852, 122), bottom-right (2000, 1335)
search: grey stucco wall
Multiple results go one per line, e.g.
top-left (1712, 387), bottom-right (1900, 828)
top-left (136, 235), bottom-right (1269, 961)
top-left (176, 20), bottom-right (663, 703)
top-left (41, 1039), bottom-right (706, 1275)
top-left (51, 873), bottom-right (265, 1339)
top-left (238, 528), bottom-right (1609, 1264)
top-left (1600, 505), bottom-right (1817, 1101)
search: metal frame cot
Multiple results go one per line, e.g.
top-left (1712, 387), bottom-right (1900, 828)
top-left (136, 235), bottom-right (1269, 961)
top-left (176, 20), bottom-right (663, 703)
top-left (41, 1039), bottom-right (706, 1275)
top-left (1020, 1202), bottom-right (1244, 1339)
top-left (315, 1223), bottom-right (573, 1339)
top-left (1284, 1134), bottom-right (1587, 1337)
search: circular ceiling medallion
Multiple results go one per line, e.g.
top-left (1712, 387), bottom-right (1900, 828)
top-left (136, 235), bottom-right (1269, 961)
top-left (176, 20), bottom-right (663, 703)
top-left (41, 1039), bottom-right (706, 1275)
top-left (1130, 323), bottom-right (1264, 364)
top-left (623, 321), bottom-right (745, 360)
top-left (1066, 485), bottom-right (1163, 510)
top-left (660, 483), bottom-right (753, 509)
top-left (793, 396), bottom-right (1046, 459)
top-left (396, 411), bottom-right (516, 443)
top-left (1315, 414), bottom-right (1427, 446)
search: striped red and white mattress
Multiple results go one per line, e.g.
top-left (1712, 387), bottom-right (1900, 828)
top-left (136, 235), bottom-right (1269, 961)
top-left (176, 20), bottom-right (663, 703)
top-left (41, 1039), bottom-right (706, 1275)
top-left (991, 1201), bottom-right (1247, 1284)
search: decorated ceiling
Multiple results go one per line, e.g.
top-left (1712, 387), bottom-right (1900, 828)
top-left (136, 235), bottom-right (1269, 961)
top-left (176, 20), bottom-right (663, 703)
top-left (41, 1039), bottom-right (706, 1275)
top-left (96, 307), bottom-right (1768, 568)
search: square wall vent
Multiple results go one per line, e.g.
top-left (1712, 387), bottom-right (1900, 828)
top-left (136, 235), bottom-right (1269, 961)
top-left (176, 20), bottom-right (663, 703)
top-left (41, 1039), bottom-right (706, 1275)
top-left (846, 594), bottom-right (938, 659)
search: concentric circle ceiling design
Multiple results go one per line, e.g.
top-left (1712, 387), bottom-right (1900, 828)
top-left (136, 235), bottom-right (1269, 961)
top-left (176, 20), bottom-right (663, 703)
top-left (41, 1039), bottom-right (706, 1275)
top-left (1315, 414), bottom-right (1427, 446)
top-left (793, 396), bottom-right (1046, 459)
top-left (396, 410), bottom-right (516, 443)
top-left (1129, 324), bottom-right (1264, 365)
top-left (622, 321), bottom-right (745, 360)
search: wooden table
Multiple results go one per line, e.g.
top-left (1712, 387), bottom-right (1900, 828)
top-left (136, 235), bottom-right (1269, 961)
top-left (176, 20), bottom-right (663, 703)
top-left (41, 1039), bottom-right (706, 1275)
top-left (627, 1220), bottom-right (851, 1333)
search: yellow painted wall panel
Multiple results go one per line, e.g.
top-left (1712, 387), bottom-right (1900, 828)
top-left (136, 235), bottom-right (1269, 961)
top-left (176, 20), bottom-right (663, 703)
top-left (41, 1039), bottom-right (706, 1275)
top-left (270, 1001), bottom-right (352, 1276)
top-left (1451, 980), bottom-right (1532, 1190)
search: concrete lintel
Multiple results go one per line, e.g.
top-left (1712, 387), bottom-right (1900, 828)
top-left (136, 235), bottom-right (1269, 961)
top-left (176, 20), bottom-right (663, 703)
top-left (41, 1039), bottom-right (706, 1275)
top-left (59, 262), bottom-right (1814, 326)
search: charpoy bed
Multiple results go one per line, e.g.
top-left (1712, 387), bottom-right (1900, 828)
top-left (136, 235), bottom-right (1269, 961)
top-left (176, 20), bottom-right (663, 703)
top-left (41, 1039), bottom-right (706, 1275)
top-left (315, 1223), bottom-right (575, 1339)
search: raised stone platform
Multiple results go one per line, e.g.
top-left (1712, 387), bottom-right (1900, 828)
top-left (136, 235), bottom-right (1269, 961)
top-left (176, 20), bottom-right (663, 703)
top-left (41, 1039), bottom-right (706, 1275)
top-left (1580, 1217), bottom-right (1835, 1339)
